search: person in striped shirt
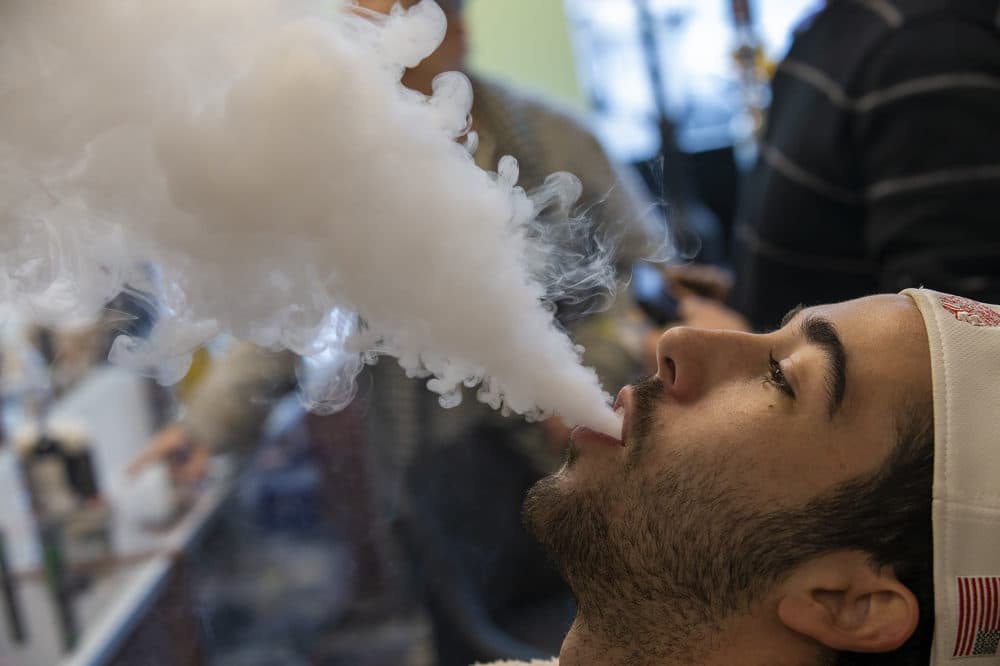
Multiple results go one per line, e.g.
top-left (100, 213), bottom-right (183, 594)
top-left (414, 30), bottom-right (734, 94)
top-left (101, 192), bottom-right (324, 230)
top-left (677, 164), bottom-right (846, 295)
top-left (728, 0), bottom-right (1000, 333)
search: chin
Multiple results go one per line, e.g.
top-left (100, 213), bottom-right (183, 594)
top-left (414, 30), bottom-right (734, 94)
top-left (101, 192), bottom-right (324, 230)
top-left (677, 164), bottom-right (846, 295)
top-left (559, 449), bottom-right (617, 485)
top-left (524, 468), bottom-right (624, 593)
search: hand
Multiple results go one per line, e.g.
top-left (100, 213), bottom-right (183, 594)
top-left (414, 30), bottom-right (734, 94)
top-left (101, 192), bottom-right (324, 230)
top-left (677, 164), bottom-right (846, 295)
top-left (129, 423), bottom-right (210, 487)
top-left (678, 295), bottom-right (751, 332)
top-left (663, 263), bottom-right (734, 302)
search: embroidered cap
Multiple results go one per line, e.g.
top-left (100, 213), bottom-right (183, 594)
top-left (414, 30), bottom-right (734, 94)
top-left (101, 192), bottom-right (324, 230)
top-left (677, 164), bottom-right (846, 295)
top-left (904, 289), bottom-right (1000, 663)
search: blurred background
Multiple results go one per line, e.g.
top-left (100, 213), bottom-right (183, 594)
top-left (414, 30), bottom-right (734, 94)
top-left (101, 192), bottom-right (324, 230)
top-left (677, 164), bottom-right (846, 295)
top-left (1, 1), bottom-right (910, 665)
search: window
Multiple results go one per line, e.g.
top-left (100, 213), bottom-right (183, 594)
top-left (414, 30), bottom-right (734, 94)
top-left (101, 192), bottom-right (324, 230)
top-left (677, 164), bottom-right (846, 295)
top-left (564, 0), bottom-right (819, 161)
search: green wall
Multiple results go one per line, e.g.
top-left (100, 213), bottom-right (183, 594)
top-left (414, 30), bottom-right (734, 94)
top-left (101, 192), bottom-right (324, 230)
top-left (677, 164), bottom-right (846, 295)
top-left (464, 0), bottom-right (585, 110)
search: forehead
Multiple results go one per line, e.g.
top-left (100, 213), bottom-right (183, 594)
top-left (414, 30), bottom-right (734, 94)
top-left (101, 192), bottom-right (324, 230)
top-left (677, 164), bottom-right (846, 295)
top-left (805, 294), bottom-right (927, 356)
top-left (804, 294), bottom-right (932, 428)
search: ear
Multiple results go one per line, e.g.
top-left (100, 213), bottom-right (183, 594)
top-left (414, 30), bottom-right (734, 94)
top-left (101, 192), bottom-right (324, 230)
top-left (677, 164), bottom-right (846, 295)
top-left (776, 551), bottom-right (919, 653)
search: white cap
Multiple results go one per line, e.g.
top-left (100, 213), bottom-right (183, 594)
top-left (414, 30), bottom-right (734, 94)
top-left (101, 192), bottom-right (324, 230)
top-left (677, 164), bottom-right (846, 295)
top-left (903, 288), bottom-right (1000, 663)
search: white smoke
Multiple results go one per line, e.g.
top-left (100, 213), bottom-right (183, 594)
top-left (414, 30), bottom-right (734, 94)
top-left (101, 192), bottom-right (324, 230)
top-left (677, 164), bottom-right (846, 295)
top-left (0, 0), bottom-right (651, 437)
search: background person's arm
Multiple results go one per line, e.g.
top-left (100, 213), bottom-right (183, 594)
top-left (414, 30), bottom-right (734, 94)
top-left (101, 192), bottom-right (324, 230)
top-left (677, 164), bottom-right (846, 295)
top-left (131, 344), bottom-right (298, 483)
top-left (181, 343), bottom-right (298, 453)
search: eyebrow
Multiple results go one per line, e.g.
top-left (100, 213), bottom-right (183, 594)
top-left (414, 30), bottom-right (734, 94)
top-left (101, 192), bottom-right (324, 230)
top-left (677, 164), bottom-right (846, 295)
top-left (780, 305), bottom-right (848, 419)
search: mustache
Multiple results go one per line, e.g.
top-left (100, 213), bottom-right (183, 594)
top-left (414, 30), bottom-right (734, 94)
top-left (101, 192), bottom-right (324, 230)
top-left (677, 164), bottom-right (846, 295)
top-left (632, 374), bottom-right (666, 416)
top-left (627, 374), bottom-right (665, 464)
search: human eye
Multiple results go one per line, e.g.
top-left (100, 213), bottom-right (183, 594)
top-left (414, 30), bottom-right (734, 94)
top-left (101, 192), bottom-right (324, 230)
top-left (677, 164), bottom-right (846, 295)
top-left (766, 351), bottom-right (796, 399)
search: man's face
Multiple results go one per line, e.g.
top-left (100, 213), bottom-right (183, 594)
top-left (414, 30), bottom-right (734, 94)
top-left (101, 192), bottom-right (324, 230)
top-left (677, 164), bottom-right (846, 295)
top-left (525, 294), bottom-right (932, 647)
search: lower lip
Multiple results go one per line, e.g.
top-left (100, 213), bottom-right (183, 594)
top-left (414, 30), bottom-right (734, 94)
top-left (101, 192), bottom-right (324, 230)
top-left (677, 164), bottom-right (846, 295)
top-left (571, 426), bottom-right (624, 449)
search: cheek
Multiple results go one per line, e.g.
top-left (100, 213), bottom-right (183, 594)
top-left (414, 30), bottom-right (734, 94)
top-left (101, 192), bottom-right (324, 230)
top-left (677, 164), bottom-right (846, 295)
top-left (640, 391), bottom-right (827, 499)
top-left (645, 388), bottom-right (766, 457)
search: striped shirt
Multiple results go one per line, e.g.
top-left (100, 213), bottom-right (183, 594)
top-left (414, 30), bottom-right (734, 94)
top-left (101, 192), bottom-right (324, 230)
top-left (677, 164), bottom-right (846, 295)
top-left (734, 0), bottom-right (1000, 330)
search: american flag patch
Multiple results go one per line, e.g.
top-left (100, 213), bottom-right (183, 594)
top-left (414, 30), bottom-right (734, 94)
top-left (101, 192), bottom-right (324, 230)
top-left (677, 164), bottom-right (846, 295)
top-left (954, 577), bottom-right (1000, 658)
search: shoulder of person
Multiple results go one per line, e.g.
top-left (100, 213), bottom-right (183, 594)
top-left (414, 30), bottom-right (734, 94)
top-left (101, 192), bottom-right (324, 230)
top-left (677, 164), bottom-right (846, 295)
top-left (470, 75), bottom-right (598, 143)
top-left (789, 1), bottom-right (998, 99)
top-left (847, 0), bottom-right (1000, 93)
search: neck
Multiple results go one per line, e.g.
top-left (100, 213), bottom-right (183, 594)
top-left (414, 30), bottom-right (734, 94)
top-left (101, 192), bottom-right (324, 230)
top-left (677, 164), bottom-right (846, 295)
top-left (558, 607), bottom-right (827, 666)
top-left (401, 68), bottom-right (439, 97)
top-left (400, 67), bottom-right (479, 134)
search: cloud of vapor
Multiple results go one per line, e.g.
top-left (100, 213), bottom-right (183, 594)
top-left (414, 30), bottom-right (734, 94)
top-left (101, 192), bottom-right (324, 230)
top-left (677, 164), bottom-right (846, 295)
top-left (0, 0), bottom-right (647, 437)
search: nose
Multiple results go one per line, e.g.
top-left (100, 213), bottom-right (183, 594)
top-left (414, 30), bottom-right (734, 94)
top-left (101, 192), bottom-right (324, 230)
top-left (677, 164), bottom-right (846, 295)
top-left (655, 325), bottom-right (761, 402)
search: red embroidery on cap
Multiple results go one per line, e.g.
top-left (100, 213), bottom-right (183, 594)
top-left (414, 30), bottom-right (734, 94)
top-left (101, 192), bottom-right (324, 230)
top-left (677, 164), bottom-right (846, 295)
top-left (941, 295), bottom-right (1000, 327)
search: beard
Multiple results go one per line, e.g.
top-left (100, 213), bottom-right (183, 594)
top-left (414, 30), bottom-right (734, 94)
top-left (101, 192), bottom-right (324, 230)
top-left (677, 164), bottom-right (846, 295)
top-left (524, 441), bottom-right (756, 659)
top-left (523, 376), bottom-right (863, 661)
